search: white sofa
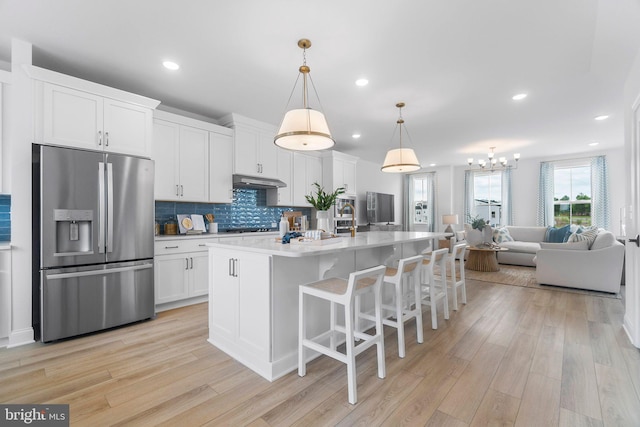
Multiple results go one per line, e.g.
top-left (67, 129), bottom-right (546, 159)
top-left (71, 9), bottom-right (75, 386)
top-left (496, 226), bottom-right (547, 267)
top-left (535, 230), bottom-right (624, 293)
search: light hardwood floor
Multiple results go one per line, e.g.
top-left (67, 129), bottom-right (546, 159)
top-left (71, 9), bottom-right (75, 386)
top-left (1, 278), bottom-right (639, 426)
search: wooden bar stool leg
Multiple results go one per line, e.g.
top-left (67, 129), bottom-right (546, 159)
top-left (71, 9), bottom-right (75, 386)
top-left (345, 301), bottom-right (357, 404)
top-left (395, 280), bottom-right (405, 358)
top-left (298, 289), bottom-right (306, 377)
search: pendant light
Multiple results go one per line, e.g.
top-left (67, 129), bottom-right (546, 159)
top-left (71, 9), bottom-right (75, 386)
top-left (274, 39), bottom-right (335, 151)
top-left (381, 102), bottom-right (421, 173)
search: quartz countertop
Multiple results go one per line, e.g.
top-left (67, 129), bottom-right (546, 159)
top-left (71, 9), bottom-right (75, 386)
top-left (205, 231), bottom-right (451, 257)
top-left (156, 231), bottom-right (279, 241)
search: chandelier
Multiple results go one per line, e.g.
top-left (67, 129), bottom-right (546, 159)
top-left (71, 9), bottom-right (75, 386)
top-left (274, 39), bottom-right (335, 151)
top-left (381, 102), bottom-right (421, 173)
top-left (467, 147), bottom-right (520, 171)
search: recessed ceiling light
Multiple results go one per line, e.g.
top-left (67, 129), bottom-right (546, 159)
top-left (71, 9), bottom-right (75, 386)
top-left (163, 61), bottom-right (180, 70)
top-left (512, 93), bottom-right (527, 101)
top-left (429, 163), bottom-right (436, 167)
top-left (589, 142), bottom-right (599, 146)
top-left (594, 115), bottom-right (609, 121)
top-left (352, 133), bottom-right (361, 139)
top-left (355, 78), bottom-right (369, 87)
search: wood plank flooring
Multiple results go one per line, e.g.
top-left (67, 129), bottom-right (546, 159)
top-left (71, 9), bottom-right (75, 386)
top-left (1, 278), bottom-right (639, 426)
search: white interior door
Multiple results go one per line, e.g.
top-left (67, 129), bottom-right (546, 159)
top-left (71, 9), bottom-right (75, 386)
top-left (624, 94), bottom-right (640, 348)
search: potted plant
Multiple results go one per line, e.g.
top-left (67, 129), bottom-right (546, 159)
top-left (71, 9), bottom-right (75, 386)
top-left (467, 214), bottom-right (487, 231)
top-left (305, 183), bottom-right (345, 231)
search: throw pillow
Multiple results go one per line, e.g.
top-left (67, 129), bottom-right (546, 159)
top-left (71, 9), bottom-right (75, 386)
top-left (455, 231), bottom-right (466, 242)
top-left (539, 241), bottom-right (589, 251)
top-left (545, 225), bottom-right (571, 243)
top-left (567, 226), bottom-right (599, 248)
top-left (492, 227), bottom-right (514, 244)
top-left (591, 230), bottom-right (615, 250)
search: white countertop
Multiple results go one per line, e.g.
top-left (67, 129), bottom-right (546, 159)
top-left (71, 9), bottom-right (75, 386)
top-left (206, 231), bottom-right (451, 257)
top-left (0, 242), bottom-right (10, 251)
top-left (156, 231), bottom-right (279, 241)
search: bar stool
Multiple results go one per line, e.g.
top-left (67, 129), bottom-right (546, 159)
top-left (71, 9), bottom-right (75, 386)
top-left (376, 255), bottom-right (424, 358)
top-left (421, 248), bottom-right (449, 329)
top-left (449, 243), bottom-right (468, 310)
top-left (298, 265), bottom-right (386, 405)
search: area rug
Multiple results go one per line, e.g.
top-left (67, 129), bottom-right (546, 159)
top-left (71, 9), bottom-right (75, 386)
top-left (437, 263), bottom-right (621, 299)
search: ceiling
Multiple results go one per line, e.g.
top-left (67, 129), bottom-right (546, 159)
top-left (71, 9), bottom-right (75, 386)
top-left (1, 0), bottom-right (640, 168)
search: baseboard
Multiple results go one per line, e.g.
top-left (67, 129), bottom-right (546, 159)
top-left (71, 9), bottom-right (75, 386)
top-left (156, 295), bottom-right (208, 313)
top-left (7, 327), bottom-right (34, 348)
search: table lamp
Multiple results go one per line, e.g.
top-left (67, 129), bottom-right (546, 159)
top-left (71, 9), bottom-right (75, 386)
top-left (442, 214), bottom-right (459, 234)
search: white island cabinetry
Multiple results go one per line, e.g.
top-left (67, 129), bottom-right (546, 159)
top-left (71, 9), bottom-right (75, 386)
top-left (207, 231), bottom-right (448, 381)
top-left (209, 250), bottom-right (270, 362)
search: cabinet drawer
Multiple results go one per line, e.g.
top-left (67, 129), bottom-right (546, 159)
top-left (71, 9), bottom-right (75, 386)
top-left (155, 238), bottom-right (217, 255)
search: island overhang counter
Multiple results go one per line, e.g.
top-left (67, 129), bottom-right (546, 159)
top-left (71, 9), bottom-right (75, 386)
top-left (206, 231), bottom-right (450, 381)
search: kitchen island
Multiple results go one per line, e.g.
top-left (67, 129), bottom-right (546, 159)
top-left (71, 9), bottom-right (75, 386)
top-left (206, 231), bottom-right (449, 381)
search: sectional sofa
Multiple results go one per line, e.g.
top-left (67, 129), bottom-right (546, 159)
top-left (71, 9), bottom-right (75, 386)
top-left (457, 224), bottom-right (624, 293)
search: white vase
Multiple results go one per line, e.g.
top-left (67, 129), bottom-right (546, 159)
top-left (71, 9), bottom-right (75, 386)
top-left (483, 224), bottom-right (493, 244)
top-left (316, 210), bottom-right (331, 232)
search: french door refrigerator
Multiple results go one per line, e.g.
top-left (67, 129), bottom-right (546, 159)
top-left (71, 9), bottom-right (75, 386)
top-left (32, 144), bottom-right (155, 342)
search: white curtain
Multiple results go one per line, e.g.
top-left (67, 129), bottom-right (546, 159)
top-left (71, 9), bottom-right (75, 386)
top-left (463, 170), bottom-right (473, 224)
top-left (591, 155), bottom-right (610, 229)
top-left (536, 161), bottom-right (554, 226)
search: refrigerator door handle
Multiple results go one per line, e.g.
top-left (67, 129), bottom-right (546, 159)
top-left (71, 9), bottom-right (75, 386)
top-left (46, 263), bottom-right (153, 280)
top-left (98, 162), bottom-right (105, 253)
top-left (107, 162), bottom-right (114, 253)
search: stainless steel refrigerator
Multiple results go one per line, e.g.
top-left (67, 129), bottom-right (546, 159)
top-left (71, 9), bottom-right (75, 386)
top-left (32, 144), bottom-right (155, 342)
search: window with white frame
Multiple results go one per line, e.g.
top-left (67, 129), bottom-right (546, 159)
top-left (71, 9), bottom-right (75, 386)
top-left (472, 172), bottom-right (502, 226)
top-left (553, 164), bottom-right (591, 227)
top-left (410, 173), bottom-right (434, 229)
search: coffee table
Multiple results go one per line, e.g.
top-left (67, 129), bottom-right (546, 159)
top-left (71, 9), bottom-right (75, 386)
top-left (467, 246), bottom-right (509, 272)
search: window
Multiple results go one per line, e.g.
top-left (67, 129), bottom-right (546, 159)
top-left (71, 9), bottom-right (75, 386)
top-left (472, 172), bottom-right (502, 226)
top-left (553, 165), bottom-right (591, 227)
top-left (409, 173), bottom-right (434, 230)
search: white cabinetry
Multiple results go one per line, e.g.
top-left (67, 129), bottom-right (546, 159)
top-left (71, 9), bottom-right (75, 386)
top-left (292, 152), bottom-right (323, 207)
top-left (266, 149), bottom-right (292, 206)
top-left (209, 130), bottom-right (234, 203)
top-left (154, 238), bottom-right (213, 310)
top-left (209, 249), bottom-right (270, 361)
top-left (28, 66), bottom-right (159, 158)
top-left (152, 110), bottom-right (234, 204)
top-left (323, 151), bottom-right (358, 196)
top-left (0, 246), bottom-right (11, 347)
top-left (153, 119), bottom-right (209, 202)
top-left (222, 113), bottom-right (278, 179)
top-left (0, 73), bottom-right (7, 193)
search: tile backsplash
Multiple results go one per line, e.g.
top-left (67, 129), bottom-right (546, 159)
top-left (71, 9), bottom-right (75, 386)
top-left (155, 189), bottom-right (312, 232)
top-left (0, 195), bottom-right (10, 242)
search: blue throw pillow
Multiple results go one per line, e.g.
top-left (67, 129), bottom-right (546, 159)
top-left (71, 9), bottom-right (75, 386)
top-left (545, 225), bottom-right (571, 243)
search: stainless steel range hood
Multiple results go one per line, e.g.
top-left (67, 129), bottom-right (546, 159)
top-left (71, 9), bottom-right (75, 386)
top-left (232, 174), bottom-right (287, 189)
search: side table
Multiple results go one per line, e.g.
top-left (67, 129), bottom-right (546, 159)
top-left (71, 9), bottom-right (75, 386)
top-left (467, 246), bottom-right (509, 272)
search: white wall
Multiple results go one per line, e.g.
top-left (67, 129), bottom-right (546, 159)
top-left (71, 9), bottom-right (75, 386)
top-left (355, 159), bottom-right (403, 226)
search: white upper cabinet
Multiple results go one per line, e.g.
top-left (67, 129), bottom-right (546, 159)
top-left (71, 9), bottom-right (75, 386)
top-left (323, 151), bottom-right (358, 196)
top-left (209, 130), bottom-right (234, 204)
top-left (153, 110), bottom-right (233, 204)
top-left (153, 117), bottom-right (209, 202)
top-left (293, 152), bottom-right (323, 207)
top-left (28, 66), bottom-right (159, 158)
top-left (222, 113), bottom-right (278, 179)
top-left (266, 149), bottom-right (292, 206)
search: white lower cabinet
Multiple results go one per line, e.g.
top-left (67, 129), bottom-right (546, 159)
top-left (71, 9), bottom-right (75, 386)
top-left (154, 239), bottom-right (212, 308)
top-left (0, 247), bottom-right (11, 346)
top-left (209, 249), bottom-right (270, 362)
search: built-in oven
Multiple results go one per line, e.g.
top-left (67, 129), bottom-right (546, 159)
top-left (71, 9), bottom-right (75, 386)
top-left (334, 195), bottom-right (356, 234)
